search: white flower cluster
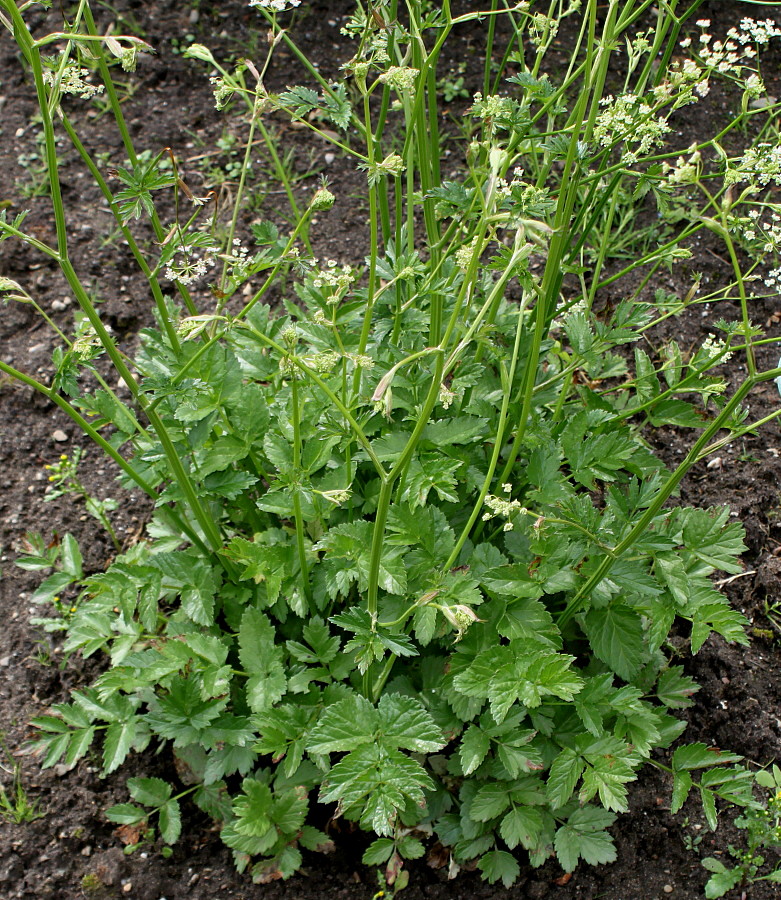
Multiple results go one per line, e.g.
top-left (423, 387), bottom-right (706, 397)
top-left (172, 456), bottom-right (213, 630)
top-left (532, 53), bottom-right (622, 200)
top-left (455, 236), bottom-right (480, 271)
top-left (210, 76), bottom-right (235, 110)
top-left (700, 334), bottom-right (733, 364)
top-left (528, 12), bottom-right (559, 48)
top-left (662, 145), bottom-right (702, 185)
top-left (730, 18), bottom-right (781, 45)
top-left (729, 209), bottom-right (781, 259)
top-left (221, 238), bottom-right (252, 282)
top-left (594, 94), bottom-right (670, 164)
top-left (482, 490), bottom-right (529, 532)
top-left (726, 144), bottom-right (781, 188)
top-left (43, 65), bottom-right (104, 100)
top-left (249, 0), bottom-right (301, 11)
top-left (378, 66), bottom-right (420, 95)
top-left (164, 254), bottom-right (215, 286)
top-left (438, 384), bottom-right (456, 409)
top-left (302, 350), bottom-right (341, 373)
top-left (164, 232), bottom-right (219, 286)
top-left (764, 266), bottom-right (781, 290)
top-left (312, 259), bottom-right (355, 295)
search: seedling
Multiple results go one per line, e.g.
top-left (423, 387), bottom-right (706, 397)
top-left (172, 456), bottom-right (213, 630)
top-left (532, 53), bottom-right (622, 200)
top-left (701, 767), bottom-right (781, 898)
top-left (44, 449), bottom-right (120, 550)
top-left (0, 737), bottom-right (44, 824)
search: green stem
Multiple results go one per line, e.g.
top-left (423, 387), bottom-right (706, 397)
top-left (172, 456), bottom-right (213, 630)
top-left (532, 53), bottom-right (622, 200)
top-left (558, 370), bottom-right (781, 629)
top-left (291, 377), bottom-right (313, 606)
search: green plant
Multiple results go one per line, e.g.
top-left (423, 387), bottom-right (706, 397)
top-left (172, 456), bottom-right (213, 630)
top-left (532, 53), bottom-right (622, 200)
top-left (80, 872), bottom-right (105, 895)
top-left (439, 62), bottom-right (469, 103)
top-left (3, 0), bottom-right (781, 889)
top-left (44, 449), bottom-right (121, 550)
top-left (0, 737), bottom-right (44, 824)
top-left (700, 766), bottom-right (781, 898)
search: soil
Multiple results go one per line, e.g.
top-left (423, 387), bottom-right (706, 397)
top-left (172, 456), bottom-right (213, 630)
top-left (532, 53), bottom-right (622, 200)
top-left (1, 2), bottom-right (780, 899)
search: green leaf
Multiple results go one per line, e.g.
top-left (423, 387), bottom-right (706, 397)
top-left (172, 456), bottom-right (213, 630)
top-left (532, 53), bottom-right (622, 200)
top-left (362, 838), bottom-right (395, 865)
top-left (232, 778), bottom-right (274, 837)
top-left (319, 744), bottom-right (433, 837)
top-left (128, 777), bottom-right (172, 808)
top-left (330, 607), bottom-right (417, 675)
top-left (397, 835), bottom-right (425, 859)
top-left (377, 694), bottom-right (445, 753)
top-left (307, 694), bottom-right (377, 754)
top-left (103, 720), bottom-right (138, 774)
top-left (547, 748), bottom-right (585, 809)
top-left (670, 770), bottom-right (692, 815)
top-left (699, 786), bottom-right (718, 830)
top-left (583, 603), bottom-right (644, 681)
top-left (146, 677), bottom-right (228, 746)
top-left (60, 534), bottom-right (83, 579)
top-left (500, 806), bottom-right (544, 851)
top-left (470, 783), bottom-right (512, 822)
top-left (656, 666), bottom-right (700, 709)
top-left (477, 850), bottom-right (520, 888)
top-left (672, 743), bottom-right (743, 772)
top-left (703, 863), bottom-right (742, 900)
top-left (682, 508), bottom-right (746, 574)
top-left (105, 803), bottom-right (147, 825)
top-left (31, 571), bottom-right (76, 605)
top-left (181, 584), bottom-right (215, 626)
top-left (460, 725), bottom-right (491, 776)
top-left (158, 798), bottom-right (182, 844)
top-left (554, 807), bottom-right (617, 872)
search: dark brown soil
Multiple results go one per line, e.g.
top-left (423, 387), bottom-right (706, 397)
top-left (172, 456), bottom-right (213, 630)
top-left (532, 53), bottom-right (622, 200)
top-left (1, 2), bottom-right (780, 899)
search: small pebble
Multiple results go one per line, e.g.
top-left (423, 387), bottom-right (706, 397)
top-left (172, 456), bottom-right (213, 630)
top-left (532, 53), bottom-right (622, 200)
top-left (81, 846), bottom-right (92, 857)
top-left (324, 152), bottom-right (335, 164)
top-left (0, 656), bottom-right (10, 667)
top-left (123, 883), bottom-right (132, 893)
top-left (663, 886), bottom-right (674, 894)
top-left (52, 429), bottom-right (68, 442)
top-left (189, 8), bottom-right (199, 23)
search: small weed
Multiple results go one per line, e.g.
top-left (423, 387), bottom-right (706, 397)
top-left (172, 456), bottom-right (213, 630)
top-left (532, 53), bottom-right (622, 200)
top-left (80, 872), bottom-right (105, 895)
top-left (44, 449), bottom-right (120, 550)
top-left (0, 738), bottom-right (44, 825)
top-left (700, 767), bottom-right (781, 897)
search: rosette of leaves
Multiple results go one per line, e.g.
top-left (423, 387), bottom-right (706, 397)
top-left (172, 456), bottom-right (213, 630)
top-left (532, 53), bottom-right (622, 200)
top-left (28, 240), bottom-right (756, 885)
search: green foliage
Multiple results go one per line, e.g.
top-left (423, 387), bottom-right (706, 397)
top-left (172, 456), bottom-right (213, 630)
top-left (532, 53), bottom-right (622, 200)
top-left (700, 766), bottom-right (781, 898)
top-left (4, 0), bottom-right (781, 891)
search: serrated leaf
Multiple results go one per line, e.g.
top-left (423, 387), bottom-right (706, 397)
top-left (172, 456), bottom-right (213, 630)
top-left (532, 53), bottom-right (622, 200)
top-left (378, 694), bottom-right (445, 753)
top-left (460, 725), bottom-right (491, 776)
top-left (307, 694), bottom-right (377, 754)
top-left (670, 770), bottom-right (692, 814)
top-left (656, 666), bottom-right (700, 709)
top-left (362, 837), bottom-right (395, 865)
top-left (699, 786), bottom-right (718, 830)
top-left (672, 743), bottom-right (743, 771)
top-left (554, 807), bottom-right (617, 873)
top-left (233, 779), bottom-right (274, 837)
top-left (547, 748), bottom-right (585, 809)
top-left (128, 777), bottom-right (172, 807)
top-left (158, 798), bottom-right (182, 844)
top-left (470, 783), bottom-right (512, 821)
top-left (500, 806), bottom-right (544, 850)
top-left (103, 720), bottom-right (138, 774)
top-left (682, 508), bottom-right (746, 574)
top-left (477, 850), bottom-right (520, 888)
top-left (105, 803), bottom-right (147, 825)
top-left (704, 866), bottom-right (742, 900)
top-left (583, 603), bottom-right (644, 681)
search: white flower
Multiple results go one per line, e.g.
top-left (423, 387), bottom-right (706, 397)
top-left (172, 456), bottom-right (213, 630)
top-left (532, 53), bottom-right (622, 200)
top-left (249, 0), bottom-right (301, 10)
top-left (43, 65), bottom-right (104, 100)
